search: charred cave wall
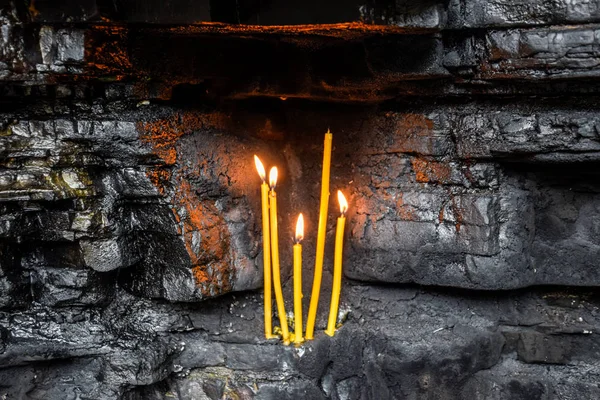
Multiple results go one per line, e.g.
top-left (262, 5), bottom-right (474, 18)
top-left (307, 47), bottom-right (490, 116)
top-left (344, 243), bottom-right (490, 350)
top-left (2, 1), bottom-right (600, 399)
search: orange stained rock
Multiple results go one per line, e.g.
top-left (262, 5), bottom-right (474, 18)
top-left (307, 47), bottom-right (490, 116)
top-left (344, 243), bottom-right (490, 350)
top-left (177, 181), bottom-right (227, 248)
top-left (137, 112), bottom-right (234, 297)
top-left (175, 179), bottom-right (232, 296)
top-left (28, 0), bottom-right (39, 19)
top-left (438, 192), bottom-right (464, 233)
top-left (191, 261), bottom-right (231, 296)
top-left (411, 157), bottom-right (452, 184)
top-left (395, 113), bottom-right (434, 136)
top-left (395, 193), bottom-right (417, 221)
top-left (165, 21), bottom-right (428, 39)
top-left (85, 25), bottom-right (132, 74)
top-left (146, 167), bottom-right (171, 195)
top-left (385, 114), bottom-right (438, 154)
top-left (450, 195), bottom-right (464, 233)
top-left (192, 265), bottom-right (210, 284)
top-left (138, 112), bottom-right (208, 165)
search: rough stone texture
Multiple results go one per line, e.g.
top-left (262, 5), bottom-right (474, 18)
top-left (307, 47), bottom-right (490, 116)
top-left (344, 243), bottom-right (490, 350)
top-left (13, 0), bottom-right (600, 28)
top-left (7, 3), bottom-right (600, 101)
top-left (446, 0), bottom-right (600, 28)
top-left (2, 93), bottom-right (600, 396)
top-left (2, 286), bottom-right (600, 399)
top-left (6, 100), bottom-right (595, 290)
top-left (0, 102), bottom-right (265, 304)
top-left (3, 0), bottom-right (600, 399)
top-left (334, 103), bottom-right (600, 289)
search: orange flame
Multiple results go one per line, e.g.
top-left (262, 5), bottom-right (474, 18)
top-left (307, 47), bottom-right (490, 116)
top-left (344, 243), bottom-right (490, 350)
top-left (337, 190), bottom-right (348, 215)
top-left (254, 155), bottom-right (266, 182)
top-left (295, 213), bottom-right (304, 242)
top-left (269, 167), bottom-right (278, 189)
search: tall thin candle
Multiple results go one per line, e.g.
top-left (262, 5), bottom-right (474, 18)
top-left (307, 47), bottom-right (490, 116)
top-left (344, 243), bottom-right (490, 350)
top-left (254, 156), bottom-right (276, 339)
top-left (325, 191), bottom-right (348, 337)
top-left (306, 129), bottom-right (333, 339)
top-left (269, 167), bottom-right (290, 345)
top-left (293, 214), bottom-right (304, 345)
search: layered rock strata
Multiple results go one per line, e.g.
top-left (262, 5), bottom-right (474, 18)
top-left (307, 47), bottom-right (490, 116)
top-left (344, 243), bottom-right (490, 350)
top-left (2, 1), bottom-right (600, 398)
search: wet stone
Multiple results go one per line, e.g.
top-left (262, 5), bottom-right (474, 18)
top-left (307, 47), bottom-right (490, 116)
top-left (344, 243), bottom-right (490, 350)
top-left (1, 4), bottom-right (600, 399)
top-left (516, 332), bottom-right (572, 365)
top-left (80, 238), bottom-right (130, 272)
top-left (173, 334), bottom-right (226, 369)
top-left (55, 29), bottom-right (85, 64)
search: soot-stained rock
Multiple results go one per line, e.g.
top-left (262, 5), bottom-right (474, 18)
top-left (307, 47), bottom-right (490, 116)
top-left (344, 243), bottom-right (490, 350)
top-left (7, 3), bottom-right (600, 100)
top-left (481, 26), bottom-right (600, 79)
top-left (446, 0), bottom-right (600, 28)
top-left (6, 96), bottom-right (600, 297)
top-left (462, 357), bottom-right (600, 400)
top-left (3, 4), bottom-right (600, 398)
top-left (172, 332), bottom-right (226, 369)
top-left (1, 272), bottom-right (600, 399)
top-left (102, 285), bottom-right (600, 400)
top-left (7, 0), bottom-right (600, 28)
top-left (381, 0), bottom-right (600, 29)
top-left (333, 103), bottom-right (600, 289)
top-left (516, 332), bottom-right (572, 364)
top-left (0, 107), bottom-right (265, 304)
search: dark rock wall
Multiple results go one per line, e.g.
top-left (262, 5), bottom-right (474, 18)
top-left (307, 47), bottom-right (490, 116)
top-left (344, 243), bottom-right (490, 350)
top-left (2, 1), bottom-right (600, 399)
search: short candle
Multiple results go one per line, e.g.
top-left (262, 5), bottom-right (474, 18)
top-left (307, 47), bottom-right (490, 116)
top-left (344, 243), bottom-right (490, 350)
top-left (325, 190), bottom-right (348, 337)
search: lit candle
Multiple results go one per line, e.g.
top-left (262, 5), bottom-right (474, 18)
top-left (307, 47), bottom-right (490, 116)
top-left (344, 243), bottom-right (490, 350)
top-left (269, 167), bottom-right (290, 345)
top-left (254, 156), bottom-right (276, 340)
top-left (306, 129), bottom-right (333, 340)
top-left (325, 191), bottom-right (348, 337)
top-left (293, 213), bottom-right (304, 345)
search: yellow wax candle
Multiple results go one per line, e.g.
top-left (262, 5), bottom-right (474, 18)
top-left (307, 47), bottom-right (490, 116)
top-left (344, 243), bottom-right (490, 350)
top-left (269, 167), bottom-right (290, 345)
top-left (254, 156), bottom-right (276, 340)
top-left (325, 191), bottom-right (348, 337)
top-left (293, 214), bottom-right (304, 345)
top-left (306, 129), bottom-right (333, 340)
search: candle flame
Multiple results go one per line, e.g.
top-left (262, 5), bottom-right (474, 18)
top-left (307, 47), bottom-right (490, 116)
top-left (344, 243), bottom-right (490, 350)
top-left (337, 190), bottom-right (348, 215)
top-left (254, 155), bottom-right (266, 182)
top-left (295, 213), bottom-right (304, 242)
top-left (269, 167), bottom-right (278, 189)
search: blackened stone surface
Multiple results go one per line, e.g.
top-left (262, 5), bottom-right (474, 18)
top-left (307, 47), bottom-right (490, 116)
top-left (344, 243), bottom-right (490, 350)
top-left (12, 0), bottom-right (600, 27)
top-left (0, 102), bottom-right (266, 303)
top-left (7, 4), bottom-right (600, 102)
top-left (3, 1), bottom-right (600, 399)
top-left (2, 94), bottom-right (600, 398)
top-left (22, 0), bottom-right (383, 25)
top-left (3, 286), bottom-right (598, 399)
top-left (5, 97), bottom-right (600, 290)
top-left (446, 0), bottom-right (600, 28)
